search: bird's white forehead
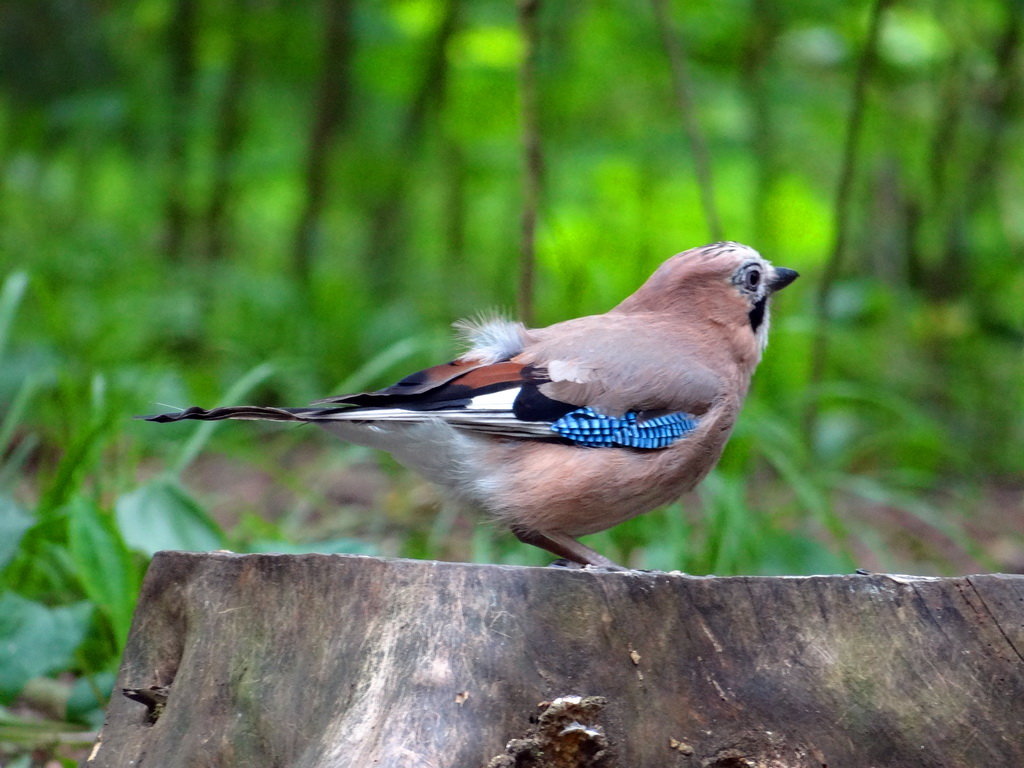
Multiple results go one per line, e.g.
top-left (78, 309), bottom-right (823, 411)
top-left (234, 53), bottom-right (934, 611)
top-left (705, 241), bottom-right (763, 261)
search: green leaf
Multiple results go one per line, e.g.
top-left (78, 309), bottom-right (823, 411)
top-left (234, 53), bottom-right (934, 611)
top-left (66, 497), bottom-right (139, 645)
top-left (0, 375), bottom-right (37, 456)
top-left (0, 271), bottom-right (28, 364)
top-left (67, 670), bottom-right (116, 728)
top-left (116, 479), bottom-right (224, 556)
top-left (0, 593), bottom-right (92, 702)
top-left (39, 413), bottom-right (116, 517)
top-left (0, 497), bottom-right (34, 572)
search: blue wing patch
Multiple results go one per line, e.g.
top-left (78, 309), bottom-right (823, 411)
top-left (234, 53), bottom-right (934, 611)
top-left (550, 407), bottom-right (699, 449)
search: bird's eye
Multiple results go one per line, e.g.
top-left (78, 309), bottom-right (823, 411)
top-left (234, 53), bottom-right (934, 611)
top-left (745, 268), bottom-right (761, 290)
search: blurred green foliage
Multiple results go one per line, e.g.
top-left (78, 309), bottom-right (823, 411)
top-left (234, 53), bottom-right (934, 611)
top-left (0, 0), bottom-right (1022, 761)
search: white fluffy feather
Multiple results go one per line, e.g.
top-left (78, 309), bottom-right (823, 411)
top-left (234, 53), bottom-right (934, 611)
top-left (452, 315), bottom-right (529, 364)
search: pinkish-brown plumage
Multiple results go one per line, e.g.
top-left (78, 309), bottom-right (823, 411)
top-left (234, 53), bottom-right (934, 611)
top-left (147, 242), bottom-right (798, 568)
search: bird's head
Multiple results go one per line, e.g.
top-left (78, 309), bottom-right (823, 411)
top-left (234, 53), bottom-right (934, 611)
top-left (613, 241), bottom-right (799, 359)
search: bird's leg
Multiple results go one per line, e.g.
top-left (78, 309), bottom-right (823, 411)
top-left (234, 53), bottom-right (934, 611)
top-left (511, 527), bottom-right (627, 570)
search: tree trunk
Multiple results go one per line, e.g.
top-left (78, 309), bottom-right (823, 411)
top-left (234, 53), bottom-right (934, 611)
top-left (516, 0), bottom-right (542, 327)
top-left (291, 0), bottom-right (355, 284)
top-left (162, 0), bottom-right (198, 261)
top-left (88, 551), bottom-right (1024, 768)
top-left (361, 0), bottom-right (460, 298)
top-left (740, 0), bottom-right (781, 255)
top-left (202, 0), bottom-right (255, 262)
top-left (650, 0), bottom-right (722, 243)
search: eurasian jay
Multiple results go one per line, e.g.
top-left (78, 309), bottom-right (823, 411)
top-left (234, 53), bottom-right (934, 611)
top-left (148, 242), bottom-right (798, 568)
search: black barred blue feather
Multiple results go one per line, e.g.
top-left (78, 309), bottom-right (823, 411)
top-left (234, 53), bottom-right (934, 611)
top-left (550, 407), bottom-right (698, 449)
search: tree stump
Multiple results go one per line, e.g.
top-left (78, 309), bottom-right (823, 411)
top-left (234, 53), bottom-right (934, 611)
top-left (87, 552), bottom-right (1024, 767)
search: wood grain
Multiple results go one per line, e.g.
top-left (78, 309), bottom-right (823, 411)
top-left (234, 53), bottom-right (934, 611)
top-left (87, 552), bottom-right (1024, 767)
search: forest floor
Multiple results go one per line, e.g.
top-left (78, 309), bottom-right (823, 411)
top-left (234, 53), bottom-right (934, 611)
top-left (177, 440), bottom-right (1024, 576)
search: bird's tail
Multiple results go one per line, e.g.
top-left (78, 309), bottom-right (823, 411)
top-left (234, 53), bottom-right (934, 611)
top-left (142, 404), bottom-right (555, 438)
top-left (142, 404), bottom-right (490, 496)
top-left (142, 405), bottom-right (323, 424)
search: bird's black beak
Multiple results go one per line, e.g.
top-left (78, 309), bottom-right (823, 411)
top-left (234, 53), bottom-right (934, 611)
top-left (769, 267), bottom-right (799, 292)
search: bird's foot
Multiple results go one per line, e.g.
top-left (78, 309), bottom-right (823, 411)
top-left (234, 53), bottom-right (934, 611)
top-left (547, 558), bottom-right (582, 569)
top-left (547, 558), bottom-right (630, 572)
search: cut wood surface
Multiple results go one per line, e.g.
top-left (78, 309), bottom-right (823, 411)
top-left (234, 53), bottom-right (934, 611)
top-left (87, 552), bottom-right (1024, 768)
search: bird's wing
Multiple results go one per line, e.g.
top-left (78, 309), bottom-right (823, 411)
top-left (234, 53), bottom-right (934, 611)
top-left (313, 358), bottom-right (492, 405)
top-left (514, 313), bottom-right (724, 418)
top-left (145, 315), bottom-right (720, 449)
top-left (144, 361), bottom-right (554, 440)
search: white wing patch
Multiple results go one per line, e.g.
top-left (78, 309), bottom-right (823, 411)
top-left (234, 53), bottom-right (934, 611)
top-left (462, 388), bottom-right (520, 410)
top-left (453, 315), bottom-right (529, 364)
top-left (546, 359), bottom-right (592, 384)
